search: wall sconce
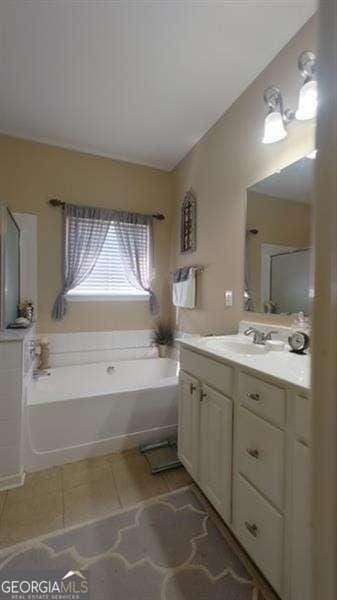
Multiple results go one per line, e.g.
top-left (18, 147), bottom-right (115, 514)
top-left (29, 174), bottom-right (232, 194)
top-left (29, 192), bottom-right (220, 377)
top-left (262, 86), bottom-right (294, 144)
top-left (262, 50), bottom-right (317, 143)
top-left (295, 51), bottom-right (318, 121)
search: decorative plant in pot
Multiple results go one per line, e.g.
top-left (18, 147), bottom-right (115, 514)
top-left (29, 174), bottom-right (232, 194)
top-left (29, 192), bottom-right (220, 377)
top-left (152, 321), bottom-right (174, 358)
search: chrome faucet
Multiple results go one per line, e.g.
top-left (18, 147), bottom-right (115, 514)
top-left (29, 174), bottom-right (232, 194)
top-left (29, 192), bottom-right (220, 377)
top-left (244, 327), bottom-right (278, 346)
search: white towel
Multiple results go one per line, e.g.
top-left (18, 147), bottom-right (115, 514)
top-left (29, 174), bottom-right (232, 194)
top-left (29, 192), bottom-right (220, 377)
top-left (172, 268), bottom-right (196, 309)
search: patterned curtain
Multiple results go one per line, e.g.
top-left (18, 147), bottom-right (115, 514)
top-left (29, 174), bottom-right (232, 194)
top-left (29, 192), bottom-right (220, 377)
top-left (113, 212), bottom-right (158, 315)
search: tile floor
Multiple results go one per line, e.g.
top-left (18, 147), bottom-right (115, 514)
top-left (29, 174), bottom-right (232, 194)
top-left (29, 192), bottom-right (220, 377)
top-left (0, 450), bottom-right (192, 549)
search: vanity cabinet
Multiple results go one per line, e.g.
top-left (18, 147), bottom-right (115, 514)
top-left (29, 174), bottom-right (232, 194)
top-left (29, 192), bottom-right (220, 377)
top-left (178, 344), bottom-right (311, 600)
top-left (237, 405), bottom-right (285, 511)
top-left (236, 473), bottom-right (284, 593)
top-left (199, 384), bottom-right (233, 522)
top-left (178, 351), bottom-right (233, 522)
top-left (290, 440), bottom-right (311, 600)
top-left (178, 371), bottom-right (200, 479)
top-left (289, 392), bottom-right (311, 600)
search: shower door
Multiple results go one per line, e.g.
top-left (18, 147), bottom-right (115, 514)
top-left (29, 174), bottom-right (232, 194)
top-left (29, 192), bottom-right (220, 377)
top-left (0, 204), bottom-right (20, 329)
top-left (270, 248), bottom-right (311, 315)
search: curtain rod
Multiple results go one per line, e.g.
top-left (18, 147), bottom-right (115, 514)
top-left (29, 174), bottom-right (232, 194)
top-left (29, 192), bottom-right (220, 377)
top-left (48, 198), bottom-right (165, 221)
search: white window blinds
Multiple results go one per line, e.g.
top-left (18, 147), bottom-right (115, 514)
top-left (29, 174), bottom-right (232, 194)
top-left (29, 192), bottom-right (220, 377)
top-left (68, 221), bottom-right (149, 297)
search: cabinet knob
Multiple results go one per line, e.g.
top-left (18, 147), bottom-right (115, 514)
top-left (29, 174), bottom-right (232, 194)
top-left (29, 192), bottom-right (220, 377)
top-left (245, 521), bottom-right (259, 538)
top-left (190, 383), bottom-right (196, 394)
top-left (246, 448), bottom-right (260, 460)
top-left (246, 392), bottom-right (261, 402)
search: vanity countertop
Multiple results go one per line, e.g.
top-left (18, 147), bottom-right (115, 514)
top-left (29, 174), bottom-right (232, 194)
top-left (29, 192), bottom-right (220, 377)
top-left (179, 335), bottom-right (310, 392)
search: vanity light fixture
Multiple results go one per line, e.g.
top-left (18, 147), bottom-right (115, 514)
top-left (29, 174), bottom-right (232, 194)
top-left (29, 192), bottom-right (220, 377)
top-left (295, 51), bottom-right (318, 121)
top-left (262, 50), bottom-right (318, 143)
top-left (262, 86), bottom-right (294, 144)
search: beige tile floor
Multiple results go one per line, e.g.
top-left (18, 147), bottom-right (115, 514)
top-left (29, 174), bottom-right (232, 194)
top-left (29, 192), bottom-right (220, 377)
top-left (0, 452), bottom-right (278, 599)
top-left (0, 449), bottom-right (192, 549)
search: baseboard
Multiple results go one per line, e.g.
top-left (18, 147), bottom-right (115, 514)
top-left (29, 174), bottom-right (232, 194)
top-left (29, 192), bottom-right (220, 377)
top-left (0, 470), bottom-right (25, 491)
top-left (24, 424), bottom-right (178, 472)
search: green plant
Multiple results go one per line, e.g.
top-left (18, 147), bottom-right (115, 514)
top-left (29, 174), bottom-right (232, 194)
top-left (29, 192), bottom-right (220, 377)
top-left (151, 321), bottom-right (174, 347)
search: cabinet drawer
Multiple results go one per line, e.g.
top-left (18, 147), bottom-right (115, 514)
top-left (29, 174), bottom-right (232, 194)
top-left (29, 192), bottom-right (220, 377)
top-left (236, 475), bottom-right (284, 595)
top-left (237, 407), bottom-right (285, 510)
top-left (294, 394), bottom-right (310, 444)
top-left (180, 348), bottom-right (234, 398)
top-left (238, 372), bottom-right (286, 427)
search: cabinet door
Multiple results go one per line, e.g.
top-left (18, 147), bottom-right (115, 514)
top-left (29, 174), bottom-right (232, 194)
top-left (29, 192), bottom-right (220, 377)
top-left (290, 441), bottom-right (311, 600)
top-left (178, 371), bottom-right (200, 479)
top-left (200, 384), bottom-right (233, 522)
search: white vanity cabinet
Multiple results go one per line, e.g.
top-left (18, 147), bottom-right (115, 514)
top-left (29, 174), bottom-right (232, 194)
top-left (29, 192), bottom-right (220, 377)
top-left (178, 371), bottom-right (200, 479)
top-left (199, 384), bottom-right (233, 522)
top-left (179, 349), bottom-right (234, 522)
top-left (236, 373), bottom-right (286, 595)
top-left (288, 393), bottom-right (311, 600)
top-left (290, 440), bottom-right (311, 600)
top-left (178, 343), bottom-right (311, 600)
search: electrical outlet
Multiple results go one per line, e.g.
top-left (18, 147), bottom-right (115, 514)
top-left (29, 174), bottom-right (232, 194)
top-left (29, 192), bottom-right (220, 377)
top-left (225, 290), bottom-right (234, 307)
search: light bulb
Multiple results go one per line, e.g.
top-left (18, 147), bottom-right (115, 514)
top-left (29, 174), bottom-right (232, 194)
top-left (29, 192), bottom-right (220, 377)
top-left (295, 79), bottom-right (318, 121)
top-left (262, 111), bottom-right (287, 144)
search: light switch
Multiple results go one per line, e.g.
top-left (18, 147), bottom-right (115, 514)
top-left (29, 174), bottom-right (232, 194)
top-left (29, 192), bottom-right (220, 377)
top-left (225, 290), bottom-right (234, 306)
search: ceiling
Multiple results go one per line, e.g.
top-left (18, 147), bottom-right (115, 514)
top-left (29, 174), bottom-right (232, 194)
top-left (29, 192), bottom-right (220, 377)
top-left (0, 1), bottom-right (317, 170)
top-left (250, 156), bottom-right (315, 203)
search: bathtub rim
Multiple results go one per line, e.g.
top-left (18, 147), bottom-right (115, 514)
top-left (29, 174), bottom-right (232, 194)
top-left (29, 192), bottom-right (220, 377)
top-left (27, 357), bottom-right (179, 405)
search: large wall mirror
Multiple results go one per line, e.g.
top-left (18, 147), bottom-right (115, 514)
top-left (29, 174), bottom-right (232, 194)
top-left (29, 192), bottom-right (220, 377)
top-left (244, 155), bottom-right (314, 315)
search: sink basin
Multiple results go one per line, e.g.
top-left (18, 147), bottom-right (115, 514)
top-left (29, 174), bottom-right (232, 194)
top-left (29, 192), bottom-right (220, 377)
top-left (204, 337), bottom-right (269, 356)
top-left (222, 340), bottom-right (268, 355)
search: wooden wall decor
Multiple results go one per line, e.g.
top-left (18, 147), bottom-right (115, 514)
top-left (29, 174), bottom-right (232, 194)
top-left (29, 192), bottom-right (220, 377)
top-left (180, 189), bottom-right (197, 254)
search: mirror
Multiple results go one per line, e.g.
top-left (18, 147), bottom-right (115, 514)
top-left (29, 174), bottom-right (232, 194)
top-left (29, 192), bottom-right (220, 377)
top-left (244, 155), bottom-right (314, 315)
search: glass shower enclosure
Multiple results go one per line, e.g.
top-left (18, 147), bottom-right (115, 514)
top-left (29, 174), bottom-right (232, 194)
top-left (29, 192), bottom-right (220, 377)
top-left (0, 204), bottom-right (20, 330)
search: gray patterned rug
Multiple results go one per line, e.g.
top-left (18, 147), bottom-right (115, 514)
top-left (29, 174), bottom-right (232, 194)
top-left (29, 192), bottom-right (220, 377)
top-left (0, 487), bottom-right (261, 599)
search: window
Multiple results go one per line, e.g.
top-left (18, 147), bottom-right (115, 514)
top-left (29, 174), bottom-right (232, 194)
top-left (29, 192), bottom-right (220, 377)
top-left (68, 222), bottom-right (149, 299)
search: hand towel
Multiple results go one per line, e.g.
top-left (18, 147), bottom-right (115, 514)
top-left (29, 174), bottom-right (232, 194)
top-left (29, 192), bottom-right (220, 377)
top-left (172, 267), bottom-right (196, 309)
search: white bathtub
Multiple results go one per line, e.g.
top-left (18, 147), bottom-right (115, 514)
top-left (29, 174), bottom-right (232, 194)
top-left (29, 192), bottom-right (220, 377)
top-left (25, 358), bottom-right (179, 471)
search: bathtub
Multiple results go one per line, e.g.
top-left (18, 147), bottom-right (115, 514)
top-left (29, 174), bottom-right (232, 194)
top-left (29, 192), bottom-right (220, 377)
top-left (25, 358), bottom-right (179, 471)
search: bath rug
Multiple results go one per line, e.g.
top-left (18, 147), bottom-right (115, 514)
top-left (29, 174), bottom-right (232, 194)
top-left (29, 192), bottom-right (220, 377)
top-left (0, 486), bottom-right (263, 599)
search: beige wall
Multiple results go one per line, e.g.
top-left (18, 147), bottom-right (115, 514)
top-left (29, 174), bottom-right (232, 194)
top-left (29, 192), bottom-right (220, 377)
top-left (0, 15), bottom-right (318, 336)
top-left (246, 191), bottom-right (311, 311)
top-left (171, 16), bottom-right (317, 334)
top-left (0, 135), bottom-right (172, 333)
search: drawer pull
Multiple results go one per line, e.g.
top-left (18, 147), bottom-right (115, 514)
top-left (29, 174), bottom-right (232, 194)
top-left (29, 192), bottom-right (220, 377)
top-left (190, 383), bottom-right (196, 394)
top-left (246, 392), bottom-right (261, 402)
top-left (245, 521), bottom-right (259, 538)
top-left (246, 448), bottom-right (260, 460)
